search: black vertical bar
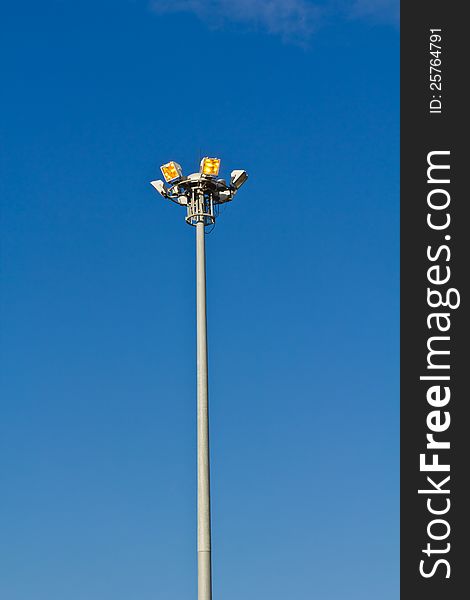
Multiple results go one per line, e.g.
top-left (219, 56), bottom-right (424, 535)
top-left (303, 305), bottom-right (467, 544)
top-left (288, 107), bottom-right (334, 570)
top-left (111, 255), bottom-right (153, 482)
top-left (401, 3), bottom-right (468, 599)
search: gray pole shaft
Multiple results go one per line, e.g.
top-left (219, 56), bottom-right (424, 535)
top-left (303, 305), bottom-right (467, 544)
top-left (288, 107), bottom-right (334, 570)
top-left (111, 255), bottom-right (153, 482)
top-left (196, 220), bottom-right (212, 600)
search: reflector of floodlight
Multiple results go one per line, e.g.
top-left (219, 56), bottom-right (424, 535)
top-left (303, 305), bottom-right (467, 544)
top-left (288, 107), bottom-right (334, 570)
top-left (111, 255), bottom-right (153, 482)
top-left (160, 161), bottom-right (182, 183)
top-left (200, 157), bottom-right (220, 176)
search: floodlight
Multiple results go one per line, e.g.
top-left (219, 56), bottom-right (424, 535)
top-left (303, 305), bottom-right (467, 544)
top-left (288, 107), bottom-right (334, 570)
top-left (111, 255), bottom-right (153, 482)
top-left (200, 157), bottom-right (221, 176)
top-left (160, 161), bottom-right (183, 183)
top-left (150, 179), bottom-right (168, 196)
top-left (230, 170), bottom-right (248, 190)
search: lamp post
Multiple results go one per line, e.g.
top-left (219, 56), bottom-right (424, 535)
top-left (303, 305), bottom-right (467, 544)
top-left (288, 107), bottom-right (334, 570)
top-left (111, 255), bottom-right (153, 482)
top-left (151, 158), bottom-right (248, 600)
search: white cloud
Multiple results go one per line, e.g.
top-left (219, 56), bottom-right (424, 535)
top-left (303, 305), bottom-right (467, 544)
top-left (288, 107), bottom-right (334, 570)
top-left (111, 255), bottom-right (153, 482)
top-left (150, 0), bottom-right (322, 44)
top-left (350, 0), bottom-right (399, 23)
top-left (150, 0), bottom-right (398, 45)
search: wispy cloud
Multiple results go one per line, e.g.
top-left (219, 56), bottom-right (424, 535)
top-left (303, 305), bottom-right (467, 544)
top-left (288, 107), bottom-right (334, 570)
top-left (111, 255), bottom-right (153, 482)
top-left (350, 0), bottom-right (399, 24)
top-left (150, 0), bottom-right (398, 46)
top-left (150, 0), bottom-right (322, 44)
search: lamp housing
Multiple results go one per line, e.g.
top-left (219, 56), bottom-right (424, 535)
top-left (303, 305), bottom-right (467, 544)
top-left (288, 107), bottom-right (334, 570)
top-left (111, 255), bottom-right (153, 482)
top-left (200, 157), bottom-right (221, 177)
top-left (160, 161), bottom-right (183, 183)
top-left (230, 169), bottom-right (248, 190)
top-left (150, 179), bottom-right (168, 197)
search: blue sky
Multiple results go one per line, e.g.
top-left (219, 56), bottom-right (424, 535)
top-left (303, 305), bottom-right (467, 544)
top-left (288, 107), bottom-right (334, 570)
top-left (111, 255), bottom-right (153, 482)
top-left (0, 1), bottom-right (399, 599)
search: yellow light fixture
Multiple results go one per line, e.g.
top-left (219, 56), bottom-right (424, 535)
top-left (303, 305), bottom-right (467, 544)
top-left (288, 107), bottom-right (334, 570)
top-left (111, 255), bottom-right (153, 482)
top-left (200, 157), bottom-right (221, 177)
top-left (160, 161), bottom-right (182, 183)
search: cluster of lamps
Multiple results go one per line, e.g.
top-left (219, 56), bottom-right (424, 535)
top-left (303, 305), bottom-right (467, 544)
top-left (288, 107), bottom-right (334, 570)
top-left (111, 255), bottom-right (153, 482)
top-left (150, 157), bottom-right (248, 213)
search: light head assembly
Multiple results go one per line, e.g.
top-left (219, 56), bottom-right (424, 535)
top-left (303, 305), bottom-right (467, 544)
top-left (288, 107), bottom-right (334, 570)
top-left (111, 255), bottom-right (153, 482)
top-left (200, 157), bottom-right (221, 177)
top-left (230, 169), bottom-right (248, 190)
top-left (160, 161), bottom-right (183, 183)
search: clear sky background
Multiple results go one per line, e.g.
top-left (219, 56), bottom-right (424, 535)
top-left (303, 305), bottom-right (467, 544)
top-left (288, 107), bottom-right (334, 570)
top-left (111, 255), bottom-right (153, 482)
top-left (1, 1), bottom-right (399, 599)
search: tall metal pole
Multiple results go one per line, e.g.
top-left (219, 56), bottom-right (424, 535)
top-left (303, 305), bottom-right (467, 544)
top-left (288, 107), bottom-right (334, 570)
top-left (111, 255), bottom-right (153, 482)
top-left (150, 159), bottom-right (247, 600)
top-left (196, 217), bottom-right (212, 600)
